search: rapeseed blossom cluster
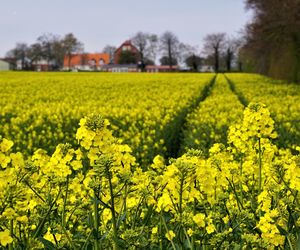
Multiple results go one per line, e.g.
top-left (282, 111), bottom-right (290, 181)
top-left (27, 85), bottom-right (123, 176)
top-left (226, 73), bottom-right (300, 151)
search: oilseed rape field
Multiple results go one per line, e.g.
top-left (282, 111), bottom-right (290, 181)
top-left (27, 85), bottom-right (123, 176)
top-left (0, 72), bottom-right (300, 249)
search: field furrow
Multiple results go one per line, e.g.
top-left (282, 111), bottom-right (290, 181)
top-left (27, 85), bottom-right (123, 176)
top-left (180, 74), bottom-right (244, 155)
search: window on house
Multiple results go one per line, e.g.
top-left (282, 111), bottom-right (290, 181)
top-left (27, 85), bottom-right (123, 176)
top-left (88, 59), bottom-right (96, 66)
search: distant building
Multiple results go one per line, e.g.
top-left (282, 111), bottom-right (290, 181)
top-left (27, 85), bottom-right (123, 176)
top-left (101, 64), bottom-right (139, 73)
top-left (1, 58), bottom-right (16, 70)
top-left (200, 65), bottom-right (214, 73)
top-left (114, 40), bottom-right (140, 64)
top-left (0, 59), bottom-right (11, 71)
top-left (145, 65), bottom-right (179, 73)
top-left (31, 59), bottom-right (56, 71)
top-left (63, 53), bottom-right (110, 71)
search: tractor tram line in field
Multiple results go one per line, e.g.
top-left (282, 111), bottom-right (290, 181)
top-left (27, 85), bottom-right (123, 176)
top-left (164, 74), bottom-right (217, 160)
top-left (179, 74), bottom-right (245, 156)
top-left (224, 74), bottom-right (249, 107)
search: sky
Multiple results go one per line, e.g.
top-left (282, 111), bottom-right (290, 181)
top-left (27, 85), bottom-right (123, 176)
top-left (0, 0), bottom-right (252, 57)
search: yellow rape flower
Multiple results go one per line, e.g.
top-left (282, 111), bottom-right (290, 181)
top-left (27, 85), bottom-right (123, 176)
top-left (193, 213), bottom-right (206, 228)
top-left (0, 138), bottom-right (14, 152)
top-left (165, 230), bottom-right (175, 241)
top-left (0, 153), bottom-right (11, 168)
top-left (187, 228), bottom-right (194, 236)
top-left (16, 215), bottom-right (28, 224)
top-left (0, 229), bottom-right (13, 247)
top-left (152, 227), bottom-right (158, 235)
top-left (206, 223), bottom-right (216, 234)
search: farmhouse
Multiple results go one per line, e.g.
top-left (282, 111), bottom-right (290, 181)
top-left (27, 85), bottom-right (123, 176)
top-left (200, 65), bottom-right (214, 72)
top-left (145, 65), bottom-right (179, 72)
top-left (31, 60), bottom-right (56, 71)
top-left (100, 40), bottom-right (141, 72)
top-left (0, 59), bottom-right (10, 71)
top-left (63, 53), bottom-right (110, 71)
top-left (101, 64), bottom-right (139, 73)
top-left (62, 40), bottom-right (180, 72)
top-left (114, 40), bottom-right (140, 64)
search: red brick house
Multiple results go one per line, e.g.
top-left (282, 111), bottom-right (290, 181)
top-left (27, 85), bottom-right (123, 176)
top-left (31, 60), bottom-right (56, 71)
top-left (63, 53), bottom-right (110, 71)
top-left (114, 40), bottom-right (140, 64)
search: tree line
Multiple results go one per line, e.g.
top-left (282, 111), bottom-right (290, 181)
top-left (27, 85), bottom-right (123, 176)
top-left (6, 33), bottom-right (83, 70)
top-left (5, 0), bottom-right (300, 81)
top-left (240, 0), bottom-right (300, 82)
top-left (105, 31), bottom-right (241, 72)
top-left (6, 31), bottom-right (241, 72)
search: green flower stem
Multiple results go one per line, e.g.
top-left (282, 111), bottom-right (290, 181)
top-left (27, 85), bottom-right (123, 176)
top-left (82, 229), bottom-right (94, 250)
top-left (23, 180), bottom-right (46, 203)
top-left (287, 234), bottom-right (294, 250)
top-left (33, 187), bottom-right (62, 238)
top-left (159, 210), bottom-right (163, 250)
top-left (117, 182), bottom-right (128, 229)
top-left (62, 176), bottom-right (69, 228)
top-left (179, 174), bottom-right (184, 222)
top-left (61, 226), bottom-right (76, 250)
top-left (239, 158), bottom-right (243, 201)
top-left (9, 220), bottom-right (13, 250)
top-left (226, 177), bottom-right (243, 211)
top-left (183, 227), bottom-right (193, 250)
top-left (106, 166), bottom-right (118, 250)
top-left (93, 188), bottom-right (100, 250)
top-left (192, 181), bottom-right (197, 250)
top-left (161, 213), bottom-right (176, 250)
top-left (258, 138), bottom-right (262, 194)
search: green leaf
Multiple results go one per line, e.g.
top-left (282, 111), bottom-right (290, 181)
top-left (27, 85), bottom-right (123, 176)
top-left (115, 237), bottom-right (127, 248)
top-left (276, 224), bottom-right (287, 235)
top-left (117, 211), bottom-right (127, 228)
top-left (38, 237), bottom-right (56, 250)
top-left (297, 233), bottom-right (300, 250)
top-left (233, 244), bottom-right (242, 250)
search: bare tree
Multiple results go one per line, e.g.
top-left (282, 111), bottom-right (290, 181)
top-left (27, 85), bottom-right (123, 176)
top-left (132, 32), bottom-right (159, 69)
top-left (27, 43), bottom-right (43, 68)
top-left (185, 54), bottom-right (202, 71)
top-left (225, 37), bottom-right (242, 72)
top-left (203, 33), bottom-right (226, 72)
top-left (148, 34), bottom-right (158, 63)
top-left (6, 43), bottom-right (29, 70)
top-left (37, 34), bottom-right (57, 65)
top-left (160, 56), bottom-right (178, 66)
top-left (102, 45), bottom-right (116, 64)
top-left (159, 31), bottom-right (180, 69)
top-left (51, 39), bottom-right (65, 69)
top-left (63, 33), bottom-right (83, 70)
top-left (37, 33), bottom-right (69, 70)
top-left (132, 32), bottom-right (148, 65)
top-left (243, 0), bottom-right (300, 82)
top-left (180, 44), bottom-right (202, 71)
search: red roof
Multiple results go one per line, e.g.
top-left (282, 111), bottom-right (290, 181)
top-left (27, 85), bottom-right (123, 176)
top-left (63, 53), bottom-right (110, 67)
top-left (114, 40), bottom-right (140, 64)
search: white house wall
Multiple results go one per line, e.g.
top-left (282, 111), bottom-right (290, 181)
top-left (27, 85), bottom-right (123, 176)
top-left (0, 60), bottom-right (9, 71)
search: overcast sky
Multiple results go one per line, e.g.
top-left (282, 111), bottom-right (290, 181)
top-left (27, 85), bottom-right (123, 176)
top-left (0, 0), bottom-right (252, 57)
